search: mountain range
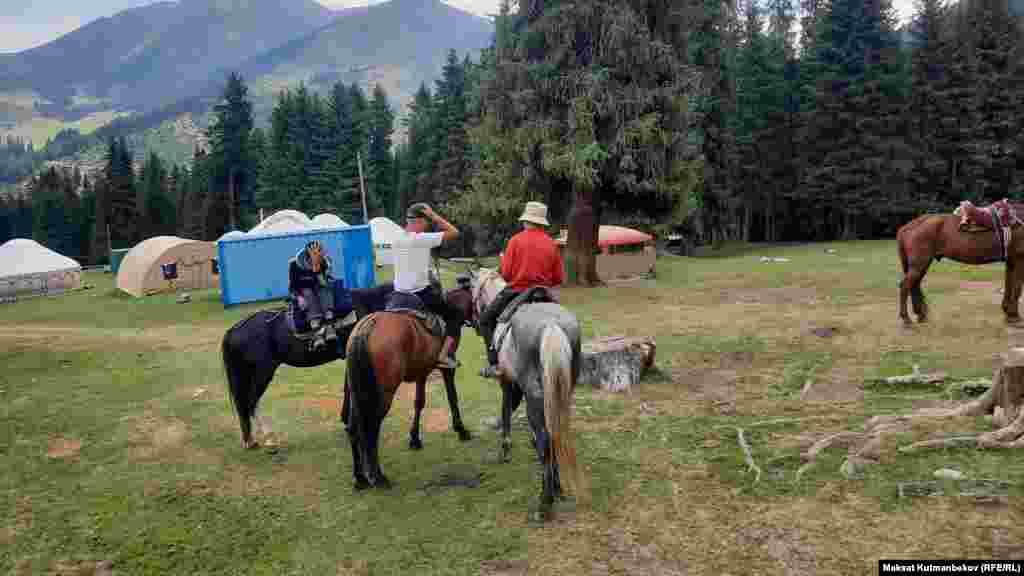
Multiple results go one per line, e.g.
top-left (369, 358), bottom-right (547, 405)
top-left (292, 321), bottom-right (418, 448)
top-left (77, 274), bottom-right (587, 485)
top-left (0, 0), bottom-right (494, 172)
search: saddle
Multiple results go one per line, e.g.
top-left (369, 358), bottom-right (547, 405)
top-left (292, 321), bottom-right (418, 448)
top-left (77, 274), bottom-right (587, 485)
top-left (492, 286), bottom-right (558, 356)
top-left (284, 301), bottom-right (357, 349)
top-left (954, 199), bottom-right (1021, 261)
top-left (383, 291), bottom-right (446, 341)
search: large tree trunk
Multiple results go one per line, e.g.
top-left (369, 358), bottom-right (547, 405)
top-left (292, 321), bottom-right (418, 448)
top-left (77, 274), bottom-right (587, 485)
top-left (566, 186), bottom-right (600, 286)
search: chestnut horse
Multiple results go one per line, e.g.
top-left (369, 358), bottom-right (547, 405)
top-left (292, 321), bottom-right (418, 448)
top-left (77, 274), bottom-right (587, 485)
top-left (341, 283), bottom-right (473, 490)
top-left (897, 206), bottom-right (1024, 325)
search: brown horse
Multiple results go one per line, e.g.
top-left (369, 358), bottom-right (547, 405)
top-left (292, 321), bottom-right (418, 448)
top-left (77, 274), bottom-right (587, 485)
top-left (341, 286), bottom-right (473, 490)
top-left (896, 206), bottom-right (1024, 325)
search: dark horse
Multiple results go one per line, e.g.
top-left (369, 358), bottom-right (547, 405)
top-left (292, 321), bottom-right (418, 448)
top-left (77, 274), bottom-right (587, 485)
top-left (897, 203), bottom-right (1024, 325)
top-left (222, 282), bottom-right (475, 451)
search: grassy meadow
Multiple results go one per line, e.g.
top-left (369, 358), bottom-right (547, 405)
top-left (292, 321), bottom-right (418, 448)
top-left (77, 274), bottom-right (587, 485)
top-left (3, 239), bottom-right (1023, 575)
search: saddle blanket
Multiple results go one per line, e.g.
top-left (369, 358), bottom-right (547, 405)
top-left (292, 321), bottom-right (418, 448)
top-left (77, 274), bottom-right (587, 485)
top-left (954, 199), bottom-right (1018, 261)
top-left (383, 291), bottom-right (446, 340)
top-left (492, 287), bottom-right (556, 356)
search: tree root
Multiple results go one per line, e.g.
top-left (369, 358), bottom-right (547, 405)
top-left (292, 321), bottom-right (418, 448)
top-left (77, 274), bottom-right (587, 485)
top-left (897, 436), bottom-right (980, 453)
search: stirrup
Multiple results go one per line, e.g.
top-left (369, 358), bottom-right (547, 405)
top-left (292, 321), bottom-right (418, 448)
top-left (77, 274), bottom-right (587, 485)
top-left (436, 355), bottom-right (460, 370)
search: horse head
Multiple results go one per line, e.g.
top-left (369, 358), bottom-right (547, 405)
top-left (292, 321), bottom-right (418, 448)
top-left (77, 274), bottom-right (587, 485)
top-left (467, 267), bottom-right (506, 325)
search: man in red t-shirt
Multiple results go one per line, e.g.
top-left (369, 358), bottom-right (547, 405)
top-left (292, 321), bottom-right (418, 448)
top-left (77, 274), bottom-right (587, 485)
top-left (478, 201), bottom-right (564, 378)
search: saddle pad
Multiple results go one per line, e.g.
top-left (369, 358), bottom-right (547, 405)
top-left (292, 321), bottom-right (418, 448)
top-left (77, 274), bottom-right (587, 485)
top-left (496, 286), bottom-right (553, 325)
top-left (382, 308), bottom-right (446, 341)
top-left (493, 321), bottom-right (511, 355)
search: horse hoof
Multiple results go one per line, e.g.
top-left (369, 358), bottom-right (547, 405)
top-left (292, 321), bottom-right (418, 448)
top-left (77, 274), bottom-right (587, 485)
top-left (456, 428), bottom-right (473, 442)
top-left (484, 451), bottom-right (509, 465)
top-left (528, 508), bottom-right (551, 525)
top-left (409, 437), bottom-right (423, 450)
top-left (374, 477), bottom-right (393, 490)
top-left (1008, 316), bottom-right (1021, 325)
top-left (354, 477), bottom-right (371, 491)
top-left (243, 439), bottom-right (260, 450)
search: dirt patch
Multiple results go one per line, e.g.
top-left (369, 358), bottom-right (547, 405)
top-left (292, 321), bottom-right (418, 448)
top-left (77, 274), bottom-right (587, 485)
top-left (337, 559), bottom-right (371, 576)
top-left (738, 527), bottom-right (817, 576)
top-left (800, 369), bottom-right (863, 403)
top-left (719, 287), bottom-right (819, 306)
top-left (960, 281), bottom-right (997, 292)
top-left (0, 323), bottom-right (224, 353)
top-left (309, 397), bottom-right (342, 415)
top-left (48, 559), bottom-right (114, 576)
top-left (125, 411), bottom-right (189, 460)
top-left (47, 436), bottom-right (82, 459)
top-left (675, 368), bottom-right (738, 415)
top-left (592, 527), bottom-right (688, 575)
top-left (480, 560), bottom-right (529, 576)
top-left (422, 408), bottom-right (450, 433)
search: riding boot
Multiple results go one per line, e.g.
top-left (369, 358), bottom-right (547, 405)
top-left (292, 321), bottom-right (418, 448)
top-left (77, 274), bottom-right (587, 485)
top-left (480, 343), bottom-right (500, 379)
top-left (310, 318), bottom-right (326, 351)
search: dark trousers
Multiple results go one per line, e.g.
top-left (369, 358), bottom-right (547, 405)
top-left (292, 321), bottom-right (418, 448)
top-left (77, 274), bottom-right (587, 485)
top-left (478, 287), bottom-right (521, 365)
top-left (412, 286), bottom-right (461, 342)
top-left (299, 286), bottom-right (334, 323)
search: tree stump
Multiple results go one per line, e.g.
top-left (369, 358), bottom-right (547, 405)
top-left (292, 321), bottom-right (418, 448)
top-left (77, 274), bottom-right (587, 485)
top-left (578, 336), bottom-right (656, 393)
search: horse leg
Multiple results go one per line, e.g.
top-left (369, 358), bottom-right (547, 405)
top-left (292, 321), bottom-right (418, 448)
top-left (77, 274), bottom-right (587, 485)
top-left (441, 367), bottom-right (472, 441)
top-left (1004, 260), bottom-right (1022, 323)
top-left (909, 260), bottom-right (932, 323)
top-left (369, 384), bottom-right (397, 489)
top-left (498, 380), bottom-right (524, 463)
top-left (409, 379), bottom-right (426, 450)
top-left (524, 396), bottom-right (555, 522)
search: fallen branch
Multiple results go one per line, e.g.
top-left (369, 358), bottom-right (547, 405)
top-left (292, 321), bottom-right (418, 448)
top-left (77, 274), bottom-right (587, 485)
top-left (801, 431), bottom-right (865, 462)
top-left (897, 436), bottom-right (979, 453)
top-left (735, 427), bottom-right (761, 484)
top-left (712, 415), bottom-right (838, 430)
top-left (869, 365), bottom-right (948, 385)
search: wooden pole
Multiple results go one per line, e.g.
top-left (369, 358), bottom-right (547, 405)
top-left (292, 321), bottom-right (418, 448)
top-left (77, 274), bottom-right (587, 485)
top-left (357, 151), bottom-right (368, 224)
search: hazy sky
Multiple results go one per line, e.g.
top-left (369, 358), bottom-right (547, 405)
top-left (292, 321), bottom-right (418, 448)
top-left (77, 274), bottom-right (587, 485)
top-left (1, 0), bottom-right (917, 54)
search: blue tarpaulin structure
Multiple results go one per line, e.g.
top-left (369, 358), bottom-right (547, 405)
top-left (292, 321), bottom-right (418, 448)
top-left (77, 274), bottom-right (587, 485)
top-left (217, 225), bottom-right (375, 307)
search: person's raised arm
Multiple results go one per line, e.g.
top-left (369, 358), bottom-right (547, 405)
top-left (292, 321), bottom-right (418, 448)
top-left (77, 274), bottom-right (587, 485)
top-left (423, 206), bottom-right (459, 243)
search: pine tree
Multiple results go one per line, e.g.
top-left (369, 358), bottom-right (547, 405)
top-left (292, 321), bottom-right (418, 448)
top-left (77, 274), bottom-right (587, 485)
top-left (207, 72), bottom-right (254, 231)
top-left (906, 0), bottom-right (951, 210)
top-left (367, 83), bottom-right (395, 221)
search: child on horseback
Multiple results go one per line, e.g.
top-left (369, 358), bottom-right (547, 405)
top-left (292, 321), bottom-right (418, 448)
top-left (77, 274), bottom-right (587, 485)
top-left (396, 202), bottom-right (461, 370)
top-left (478, 201), bottom-right (564, 379)
top-left (289, 240), bottom-right (336, 351)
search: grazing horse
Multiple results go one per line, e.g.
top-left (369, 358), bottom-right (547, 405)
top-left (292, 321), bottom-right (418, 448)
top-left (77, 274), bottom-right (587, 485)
top-left (465, 267), bottom-right (585, 522)
top-left (222, 282), bottom-right (474, 451)
top-left (897, 201), bottom-right (1024, 325)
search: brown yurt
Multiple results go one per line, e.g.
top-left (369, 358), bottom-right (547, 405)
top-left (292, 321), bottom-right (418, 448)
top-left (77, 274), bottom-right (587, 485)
top-left (116, 236), bottom-right (219, 297)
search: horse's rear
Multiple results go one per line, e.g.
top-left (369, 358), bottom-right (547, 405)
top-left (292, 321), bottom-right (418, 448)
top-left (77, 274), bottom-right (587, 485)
top-left (343, 311), bottom-right (446, 489)
top-left (501, 302), bottom-right (586, 520)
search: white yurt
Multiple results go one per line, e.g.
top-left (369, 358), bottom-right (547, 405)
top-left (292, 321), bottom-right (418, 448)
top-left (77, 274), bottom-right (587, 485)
top-left (0, 238), bottom-right (82, 300)
top-left (218, 230), bottom-right (246, 242)
top-left (312, 213), bottom-right (349, 229)
top-left (249, 209), bottom-right (312, 235)
top-left (369, 217), bottom-right (405, 266)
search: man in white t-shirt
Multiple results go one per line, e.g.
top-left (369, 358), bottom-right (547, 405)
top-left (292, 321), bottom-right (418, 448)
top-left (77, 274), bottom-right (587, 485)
top-left (394, 202), bottom-right (461, 369)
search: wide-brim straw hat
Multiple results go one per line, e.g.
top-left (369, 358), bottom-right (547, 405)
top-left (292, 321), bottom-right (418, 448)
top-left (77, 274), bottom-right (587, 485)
top-left (519, 201), bottom-right (550, 227)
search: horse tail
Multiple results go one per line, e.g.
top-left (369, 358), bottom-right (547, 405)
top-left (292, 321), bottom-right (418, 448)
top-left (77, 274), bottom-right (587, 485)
top-left (346, 317), bottom-right (379, 460)
top-left (222, 325), bottom-right (252, 444)
top-left (540, 323), bottom-right (586, 502)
